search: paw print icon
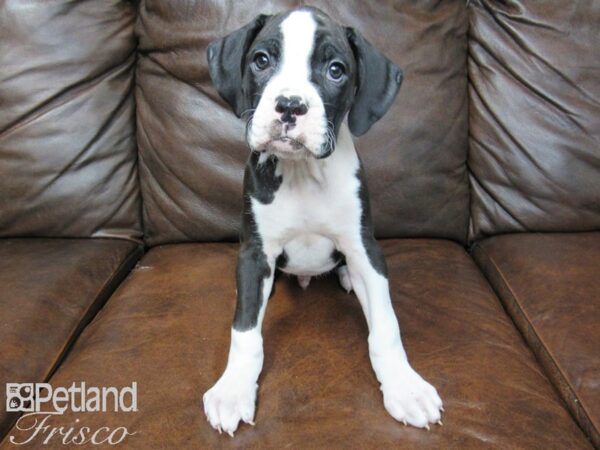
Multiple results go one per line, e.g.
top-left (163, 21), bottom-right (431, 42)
top-left (6, 383), bottom-right (34, 412)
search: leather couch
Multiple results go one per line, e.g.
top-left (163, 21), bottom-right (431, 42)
top-left (0, 1), bottom-right (598, 448)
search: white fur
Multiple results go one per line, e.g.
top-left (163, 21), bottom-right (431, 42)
top-left (251, 125), bottom-right (360, 257)
top-left (282, 234), bottom-right (337, 276)
top-left (248, 11), bottom-right (328, 158)
top-left (337, 265), bottom-right (353, 293)
top-left (203, 329), bottom-right (261, 436)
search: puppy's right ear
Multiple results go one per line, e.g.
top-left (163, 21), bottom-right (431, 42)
top-left (207, 14), bottom-right (270, 117)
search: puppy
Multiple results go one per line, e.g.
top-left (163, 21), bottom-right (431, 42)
top-left (203, 7), bottom-right (443, 436)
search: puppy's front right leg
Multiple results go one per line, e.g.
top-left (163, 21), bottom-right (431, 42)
top-left (203, 242), bottom-right (275, 436)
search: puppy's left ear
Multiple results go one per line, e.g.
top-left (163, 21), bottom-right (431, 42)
top-left (207, 14), bottom-right (270, 117)
top-left (346, 27), bottom-right (403, 136)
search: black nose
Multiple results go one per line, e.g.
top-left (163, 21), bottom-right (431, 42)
top-left (275, 95), bottom-right (308, 123)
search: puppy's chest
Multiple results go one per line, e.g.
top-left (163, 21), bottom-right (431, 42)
top-left (251, 158), bottom-right (361, 240)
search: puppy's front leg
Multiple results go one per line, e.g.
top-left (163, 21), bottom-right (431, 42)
top-left (340, 235), bottom-right (443, 429)
top-left (203, 242), bottom-right (275, 436)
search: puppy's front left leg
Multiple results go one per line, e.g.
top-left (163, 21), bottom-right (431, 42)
top-left (203, 242), bottom-right (275, 436)
top-left (339, 236), bottom-right (443, 429)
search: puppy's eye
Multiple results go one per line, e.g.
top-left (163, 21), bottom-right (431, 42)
top-left (253, 52), bottom-right (270, 70)
top-left (328, 62), bottom-right (345, 81)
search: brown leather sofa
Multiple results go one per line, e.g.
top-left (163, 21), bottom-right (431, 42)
top-left (1, 1), bottom-right (598, 448)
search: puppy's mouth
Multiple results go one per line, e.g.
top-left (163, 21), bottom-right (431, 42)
top-left (247, 119), bottom-right (334, 159)
top-left (273, 135), bottom-right (307, 150)
top-left (258, 122), bottom-right (312, 158)
top-left (261, 137), bottom-right (309, 160)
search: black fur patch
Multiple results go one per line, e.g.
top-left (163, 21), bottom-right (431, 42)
top-left (331, 249), bottom-right (346, 267)
top-left (242, 152), bottom-right (282, 208)
top-left (355, 163), bottom-right (388, 277)
top-left (275, 250), bottom-right (288, 269)
top-left (233, 244), bottom-right (271, 331)
top-left (233, 152), bottom-right (283, 331)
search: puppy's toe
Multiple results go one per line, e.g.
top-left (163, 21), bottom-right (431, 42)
top-left (203, 376), bottom-right (257, 436)
top-left (380, 364), bottom-right (443, 429)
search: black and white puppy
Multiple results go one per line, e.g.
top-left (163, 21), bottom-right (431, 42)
top-left (203, 7), bottom-right (443, 436)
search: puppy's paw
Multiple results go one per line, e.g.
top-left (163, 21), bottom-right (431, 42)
top-left (381, 366), bottom-right (443, 429)
top-left (203, 375), bottom-right (257, 436)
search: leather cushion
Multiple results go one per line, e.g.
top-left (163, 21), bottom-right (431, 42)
top-left (0, 239), bottom-right (142, 438)
top-left (0, 0), bottom-right (141, 240)
top-left (136, 0), bottom-right (470, 245)
top-left (468, 1), bottom-right (600, 241)
top-left (472, 233), bottom-right (600, 447)
top-left (3, 240), bottom-right (589, 448)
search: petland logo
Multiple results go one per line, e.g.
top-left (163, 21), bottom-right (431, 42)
top-left (6, 382), bottom-right (138, 446)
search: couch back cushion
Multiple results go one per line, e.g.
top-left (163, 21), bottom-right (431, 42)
top-left (468, 1), bottom-right (600, 241)
top-left (0, 0), bottom-right (141, 240)
top-left (136, 0), bottom-right (470, 246)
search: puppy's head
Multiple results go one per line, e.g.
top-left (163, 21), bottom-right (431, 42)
top-left (207, 7), bottom-right (402, 160)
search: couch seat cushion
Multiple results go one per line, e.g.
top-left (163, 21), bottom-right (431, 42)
top-left (0, 238), bottom-right (142, 438)
top-left (473, 233), bottom-right (600, 447)
top-left (2, 240), bottom-right (590, 449)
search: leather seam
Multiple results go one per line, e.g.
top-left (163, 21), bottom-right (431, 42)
top-left (0, 242), bottom-right (143, 443)
top-left (473, 242), bottom-right (597, 443)
top-left (42, 243), bottom-right (143, 382)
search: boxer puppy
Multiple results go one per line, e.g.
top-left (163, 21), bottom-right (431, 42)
top-left (203, 6), bottom-right (443, 436)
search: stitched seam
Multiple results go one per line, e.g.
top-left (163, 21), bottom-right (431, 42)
top-left (474, 243), bottom-right (597, 442)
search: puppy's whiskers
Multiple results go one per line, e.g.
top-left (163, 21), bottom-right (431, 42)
top-left (241, 109), bottom-right (256, 149)
top-left (320, 120), bottom-right (336, 157)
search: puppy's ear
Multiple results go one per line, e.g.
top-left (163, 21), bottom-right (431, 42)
top-left (207, 15), bottom-right (270, 117)
top-left (346, 27), bottom-right (403, 136)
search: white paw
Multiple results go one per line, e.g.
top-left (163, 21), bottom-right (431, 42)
top-left (381, 366), bottom-right (443, 429)
top-left (203, 375), bottom-right (257, 436)
top-left (297, 275), bottom-right (311, 290)
top-left (337, 265), bottom-right (352, 293)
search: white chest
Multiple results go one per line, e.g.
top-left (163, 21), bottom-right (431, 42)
top-left (250, 125), bottom-right (363, 275)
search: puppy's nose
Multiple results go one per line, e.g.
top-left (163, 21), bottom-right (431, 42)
top-left (275, 95), bottom-right (308, 123)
